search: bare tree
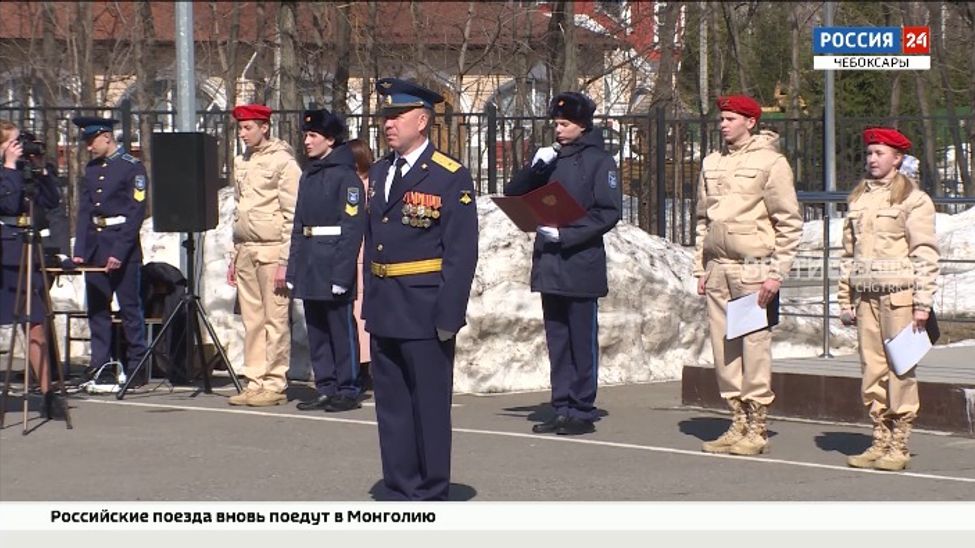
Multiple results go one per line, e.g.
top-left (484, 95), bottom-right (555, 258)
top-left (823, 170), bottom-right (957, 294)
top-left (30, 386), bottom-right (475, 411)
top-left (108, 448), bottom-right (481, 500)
top-left (721, 2), bottom-right (750, 94)
top-left (332, 3), bottom-right (352, 112)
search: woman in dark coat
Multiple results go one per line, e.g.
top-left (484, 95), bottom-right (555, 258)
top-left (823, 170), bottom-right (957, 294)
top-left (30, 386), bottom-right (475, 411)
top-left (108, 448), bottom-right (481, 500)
top-left (0, 122), bottom-right (61, 411)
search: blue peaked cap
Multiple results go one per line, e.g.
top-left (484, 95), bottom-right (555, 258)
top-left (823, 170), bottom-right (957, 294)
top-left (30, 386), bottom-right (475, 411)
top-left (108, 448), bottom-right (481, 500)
top-left (376, 78), bottom-right (444, 113)
top-left (71, 116), bottom-right (119, 140)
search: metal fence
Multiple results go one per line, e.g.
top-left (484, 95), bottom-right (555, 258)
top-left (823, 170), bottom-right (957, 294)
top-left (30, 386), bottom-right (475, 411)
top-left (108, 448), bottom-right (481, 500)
top-left (2, 103), bottom-right (972, 246)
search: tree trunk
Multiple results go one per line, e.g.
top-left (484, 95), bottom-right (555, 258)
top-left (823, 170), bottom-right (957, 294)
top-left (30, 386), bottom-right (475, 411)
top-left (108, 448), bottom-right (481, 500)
top-left (410, 1), bottom-right (426, 77)
top-left (332, 2), bottom-right (351, 112)
top-left (699, 2), bottom-right (709, 115)
top-left (40, 3), bottom-right (58, 159)
top-left (278, 0), bottom-right (299, 145)
top-left (721, 2), bottom-right (750, 94)
top-left (359, 1), bottom-right (379, 138)
top-left (134, 0), bottom-right (157, 202)
top-left (904, 2), bottom-right (938, 194)
top-left (929, 2), bottom-right (971, 195)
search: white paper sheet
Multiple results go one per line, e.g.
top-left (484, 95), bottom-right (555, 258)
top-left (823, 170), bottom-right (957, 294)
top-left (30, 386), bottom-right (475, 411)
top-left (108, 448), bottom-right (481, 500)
top-left (726, 292), bottom-right (768, 340)
top-left (884, 323), bottom-right (932, 376)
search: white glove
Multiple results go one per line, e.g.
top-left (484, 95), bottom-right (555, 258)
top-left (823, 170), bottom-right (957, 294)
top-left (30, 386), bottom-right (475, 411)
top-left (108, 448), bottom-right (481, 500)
top-left (532, 146), bottom-right (558, 167)
top-left (537, 226), bottom-right (560, 243)
top-left (332, 284), bottom-right (348, 295)
top-left (436, 328), bottom-right (455, 342)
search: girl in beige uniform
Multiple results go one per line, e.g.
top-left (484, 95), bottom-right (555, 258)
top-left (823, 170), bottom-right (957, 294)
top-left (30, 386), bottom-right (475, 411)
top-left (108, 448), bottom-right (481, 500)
top-left (838, 127), bottom-right (940, 471)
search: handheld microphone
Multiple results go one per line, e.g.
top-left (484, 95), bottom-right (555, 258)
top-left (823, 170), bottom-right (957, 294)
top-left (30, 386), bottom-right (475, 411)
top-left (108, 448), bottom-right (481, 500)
top-left (532, 142), bottom-right (561, 170)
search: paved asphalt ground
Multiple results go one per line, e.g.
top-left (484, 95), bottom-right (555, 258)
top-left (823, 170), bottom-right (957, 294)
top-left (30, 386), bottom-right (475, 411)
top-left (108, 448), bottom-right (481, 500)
top-left (1, 380), bottom-right (973, 501)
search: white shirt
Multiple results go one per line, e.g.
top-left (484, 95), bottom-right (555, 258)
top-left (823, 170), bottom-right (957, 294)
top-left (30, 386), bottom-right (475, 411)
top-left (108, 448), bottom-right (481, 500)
top-left (384, 138), bottom-right (430, 201)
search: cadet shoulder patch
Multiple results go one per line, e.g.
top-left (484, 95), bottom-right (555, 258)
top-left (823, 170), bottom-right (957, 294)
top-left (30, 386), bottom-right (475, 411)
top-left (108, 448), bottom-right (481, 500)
top-left (134, 175), bottom-right (147, 191)
top-left (121, 153), bottom-right (140, 164)
top-left (459, 190), bottom-right (473, 205)
top-left (431, 151), bottom-right (461, 173)
top-left (347, 187), bottom-right (360, 205)
top-left (345, 204), bottom-right (359, 216)
top-left (608, 170), bottom-right (618, 189)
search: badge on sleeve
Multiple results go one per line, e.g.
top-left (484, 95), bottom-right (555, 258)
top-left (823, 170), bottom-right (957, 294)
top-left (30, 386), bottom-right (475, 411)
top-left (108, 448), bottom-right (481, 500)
top-left (133, 175), bottom-right (147, 202)
top-left (608, 171), bottom-right (618, 189)
top-left (348, 187), bottom-right (360, 205)
top-left (459, 190), bottom-right (473, 205)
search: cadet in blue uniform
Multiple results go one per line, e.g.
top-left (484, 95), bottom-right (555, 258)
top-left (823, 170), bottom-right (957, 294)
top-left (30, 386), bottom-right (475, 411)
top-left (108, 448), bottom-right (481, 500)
top-left (363, 78), bottom-right (479, 501)
top-left (70, 116), bottom-right (148, 382)
top-left (0, 122), bottom-right (61, 410)
top-left (504, 91), bottom-right (621, 436)
top-left (288, 109), bottom-right (367, 413)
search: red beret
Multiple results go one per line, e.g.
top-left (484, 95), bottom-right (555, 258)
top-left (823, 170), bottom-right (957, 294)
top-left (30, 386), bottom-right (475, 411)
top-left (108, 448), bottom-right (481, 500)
top-left (862, 127), bottom-right (911, 151)
top-left (716, 95), bottom-right (762, 120)
top-left (232, 104), bottom-right (272, 122)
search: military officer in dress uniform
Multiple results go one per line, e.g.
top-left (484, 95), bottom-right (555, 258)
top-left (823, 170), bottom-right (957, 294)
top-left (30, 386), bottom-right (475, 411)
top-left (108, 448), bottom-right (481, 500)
top-left (504, 91), bottom-right (622, 436)
top-left (839, 127), bottom-right (939, 472)
top-left (288, 109), bottom-right (367, 413)
top-left (70, 116), bottom-right (148, 383)
top-left (693, 96), bottom-right (803, 456)
top-left (363, 78), bottom-right (479, 501)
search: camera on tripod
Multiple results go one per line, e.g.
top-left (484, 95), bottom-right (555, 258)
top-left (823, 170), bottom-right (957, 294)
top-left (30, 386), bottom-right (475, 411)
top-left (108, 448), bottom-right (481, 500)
top-left (16, 132), bottom-right (46, 186)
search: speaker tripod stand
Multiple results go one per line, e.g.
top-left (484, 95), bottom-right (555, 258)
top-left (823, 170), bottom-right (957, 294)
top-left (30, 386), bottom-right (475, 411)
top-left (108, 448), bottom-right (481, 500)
top-left (117, 233), bottom-right (241, 399)
top-left (0, 197), bottom-right (73, 433)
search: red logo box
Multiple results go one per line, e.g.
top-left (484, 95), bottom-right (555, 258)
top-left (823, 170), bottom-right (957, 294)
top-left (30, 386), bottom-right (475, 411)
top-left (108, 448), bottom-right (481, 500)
top-left (902, 26), bottom-right (930, 54)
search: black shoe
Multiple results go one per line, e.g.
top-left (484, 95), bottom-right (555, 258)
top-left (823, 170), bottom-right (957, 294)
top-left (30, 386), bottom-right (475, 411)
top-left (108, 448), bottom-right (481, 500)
top-left (296, 394), bottom-right (332, 411)
top-left (556, 417), bottom-right (596, 436)
top-left (324, 395), bottom-right (362, 412)
top-left (532, 415), bottom-right (567, 434)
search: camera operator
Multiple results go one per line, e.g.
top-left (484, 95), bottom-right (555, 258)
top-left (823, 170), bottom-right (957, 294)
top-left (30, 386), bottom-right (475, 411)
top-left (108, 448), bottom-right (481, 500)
top-left (0, 120), bottom-right (61, 415)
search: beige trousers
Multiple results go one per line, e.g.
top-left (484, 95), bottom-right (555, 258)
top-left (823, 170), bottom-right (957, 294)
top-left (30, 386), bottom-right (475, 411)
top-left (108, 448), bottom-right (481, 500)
top-left (705, 261), bottom-right (775, 405)
top-left (856, 290), bottom-right (919, 420)
top-left (235, 244), bottom-right (291, 392)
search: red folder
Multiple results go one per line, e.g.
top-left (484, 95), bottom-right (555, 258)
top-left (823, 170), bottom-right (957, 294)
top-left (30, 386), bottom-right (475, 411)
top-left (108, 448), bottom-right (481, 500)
top-left (491, 181), bottom-right (587, 232)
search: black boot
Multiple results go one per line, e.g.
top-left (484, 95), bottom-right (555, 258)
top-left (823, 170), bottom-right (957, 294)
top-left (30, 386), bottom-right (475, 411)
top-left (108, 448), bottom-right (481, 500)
top-left (324, 395), bottom-right (362, 412)
top-left (556, 417), bottom-right (596, 436)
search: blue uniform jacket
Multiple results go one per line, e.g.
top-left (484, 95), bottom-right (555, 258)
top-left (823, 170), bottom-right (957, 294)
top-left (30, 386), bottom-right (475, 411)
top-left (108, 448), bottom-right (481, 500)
top-left (504, 128), bottom-right (621, 298)
top-left (286, 143), bottom-right (366, 301)
top-left (73, 149), bottom-right (148, 263)
top-left (363, 143), bottom-right (479, 339)
top-left (0, 165), bottom-right (60, 267)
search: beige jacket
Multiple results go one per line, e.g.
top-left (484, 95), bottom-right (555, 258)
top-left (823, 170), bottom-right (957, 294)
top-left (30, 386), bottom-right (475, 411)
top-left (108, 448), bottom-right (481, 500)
top-left (693, 130), bottom-right (803, 281)
top-left (232, 138), bottom-right (302, 265)
top-left (837, 175), bottom-right (939, 311)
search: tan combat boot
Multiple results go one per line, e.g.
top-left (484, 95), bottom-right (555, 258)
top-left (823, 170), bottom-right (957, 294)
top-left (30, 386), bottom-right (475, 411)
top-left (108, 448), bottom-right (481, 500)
top-left (702, 398), bottom-right (748, 454)
top-left (228, 387), bottom-right (262, 406)
top-left (847, 417), bottom-right (891, 468)
top-left (729, 401), bottom-right (769, 456)
top-left (874, 416), bottom-right (912, 471)
top-left (246, 390), bottom-right (287, 407)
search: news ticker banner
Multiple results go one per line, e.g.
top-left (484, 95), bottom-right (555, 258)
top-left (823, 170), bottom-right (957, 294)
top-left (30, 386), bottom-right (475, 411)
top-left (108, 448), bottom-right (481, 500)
top-left (1, 502), bottom-right (973, 532)
top-left (813, 26), bottom-right (930, 70)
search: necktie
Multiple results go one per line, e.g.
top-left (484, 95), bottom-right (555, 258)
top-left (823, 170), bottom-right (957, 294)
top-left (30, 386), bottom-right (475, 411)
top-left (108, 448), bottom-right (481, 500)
top-left (389, 157), bottom-right (408, 201)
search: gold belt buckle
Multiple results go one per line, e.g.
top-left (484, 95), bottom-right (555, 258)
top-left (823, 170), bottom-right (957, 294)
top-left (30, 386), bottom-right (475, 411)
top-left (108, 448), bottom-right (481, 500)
top-left (16, 214), bottom-right (29, 228)
top-left (94, 217), bottom-right (107, 228)
top-left (374, 263), bottom-right (388, 278)
top-left (303, 226), bottom-right (313, 237)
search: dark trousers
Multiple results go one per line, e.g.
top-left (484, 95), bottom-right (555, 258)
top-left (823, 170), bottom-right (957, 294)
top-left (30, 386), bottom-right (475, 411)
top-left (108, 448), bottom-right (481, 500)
top-left (85, 255), bottom-right (146, 374)
top-left (303, 299), bottom-right (360, 399)
top-left (371, 335), bottom-right (455, 501)
top-left (542, 294), bottom-right (599, 421)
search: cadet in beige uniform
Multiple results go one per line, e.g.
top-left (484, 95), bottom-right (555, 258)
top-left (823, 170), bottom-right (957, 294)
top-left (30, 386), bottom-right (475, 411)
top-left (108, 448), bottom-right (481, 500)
top-left (839, 127), bottom-right (939, 472)
top-left (694, 95), bottom-right (803, 456)
top-left (226, 104), bottom-right (302, 407)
